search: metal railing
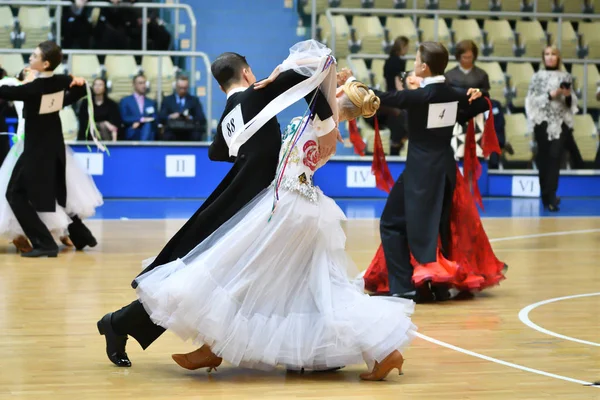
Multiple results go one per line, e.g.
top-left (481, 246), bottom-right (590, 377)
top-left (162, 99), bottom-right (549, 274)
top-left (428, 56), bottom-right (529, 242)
top-left (347, 53), bottom-right (600, 114)
top-left (324, 7), bottom-right (600, 57)
top-left (0, 48), bottom-right (213, 140)
top-left (3, 1), bottom-right (198, 84)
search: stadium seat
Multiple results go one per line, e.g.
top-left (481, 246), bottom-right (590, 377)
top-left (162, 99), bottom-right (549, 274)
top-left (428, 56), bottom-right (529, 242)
top-left (318, 14), bottom-right (351, 58)
top-left (141, 56), bottom-right (177, 98)
top-left (104, 55), bottom-right (139, 101)
top-left (572, 114), bottom-right (599, 163)
top-left (352, 16), bottom-right (386, 54)
top-left (506, 62), bottom-right (535, 108)
top-left (0, 53), bottom-right (24, 77)
top-left (515, 20), bottom-right (547, 58)
top-left (60, 106), bottom-right (79, 141)
top-left (478, 61), bottom-right (507, 106)
top-left (546, 21), bottom-right (578, 59)
top-left (418, 17), bottom-right (451, 49)
top-left (17, 7), bottom-right (52, 46)
top-left (370, 58), bottom-right (387, 89)
top-left (483, 19), bottom-right (515, 57)
top-left (71, 55), bottom-right (101, 83)
top-left (0, 6), bottom-right (15, 49)
top-left (504, 113), bottom-right (533, 163)
top-left (385, 17), bottom-right (418, 53)
top-left (578, 22), bottom-right (600, 59)
top-left (451, 19), bottom-right (484, 51)
top-left (571, 63), bottom-right (600, 109)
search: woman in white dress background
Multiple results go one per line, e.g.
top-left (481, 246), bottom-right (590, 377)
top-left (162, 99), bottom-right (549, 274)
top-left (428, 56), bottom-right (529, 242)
top-left (134, 40), bottom-right (417, 381)
top-left (0, 68), bottom-right (103, 253)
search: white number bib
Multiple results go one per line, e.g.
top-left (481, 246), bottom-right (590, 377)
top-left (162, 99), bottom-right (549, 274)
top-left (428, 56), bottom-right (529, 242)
top-left (427, 101), bottom-right (458, 129)
top-left (221, 104), bottom-right (244, 148)
top-left (39, 91), bottom-right (64, 115)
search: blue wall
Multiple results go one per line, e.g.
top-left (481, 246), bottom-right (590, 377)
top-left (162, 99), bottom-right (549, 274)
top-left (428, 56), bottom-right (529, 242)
top-left (180, 0), bottom-right (309, 134)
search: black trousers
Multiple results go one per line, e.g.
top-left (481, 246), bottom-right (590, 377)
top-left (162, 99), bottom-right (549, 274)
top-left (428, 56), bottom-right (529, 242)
top-left (379, 174), bottom-right (454, 295)
top-left (111, 300), bottom-right (165, 350)
top-left (0, 134), bottom-right (9, 166)
top-left (6, 159), bottom-right (57, 250)
top-left (534, 123), bottom-right (566, 206)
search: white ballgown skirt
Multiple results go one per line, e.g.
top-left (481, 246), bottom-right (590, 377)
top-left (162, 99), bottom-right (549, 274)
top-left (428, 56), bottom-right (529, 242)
top-left (0, 140), bottom-right (103, 239)
top-left (135, 186), bottom-right (417, 371)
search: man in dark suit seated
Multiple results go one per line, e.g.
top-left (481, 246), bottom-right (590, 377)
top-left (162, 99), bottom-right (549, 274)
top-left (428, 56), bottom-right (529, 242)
top-left (120, 74), bottom-right (157, 141)
top-left (158, 75), bottom-right (207, 141)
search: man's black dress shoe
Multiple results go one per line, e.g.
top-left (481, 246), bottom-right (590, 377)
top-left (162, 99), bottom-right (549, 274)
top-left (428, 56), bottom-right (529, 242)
top-left (21, 248), bottom-right (58, 258)
top-left (97, 313), bottom-right (132, 367)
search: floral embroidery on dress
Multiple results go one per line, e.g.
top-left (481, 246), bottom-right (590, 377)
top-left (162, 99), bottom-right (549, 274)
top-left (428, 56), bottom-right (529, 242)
top-left (302, 140), bottom-right (320, 171)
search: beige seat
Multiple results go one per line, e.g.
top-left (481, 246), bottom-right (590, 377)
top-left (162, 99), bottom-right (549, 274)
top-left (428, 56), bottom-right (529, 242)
top-left (339, 0), bottom-right (364, 6)
top-left (0, 6), bottom-right (14, 49)
top-left (578, 22), bottom-right (600, 59)
top-left (572, 114), bottom-right (599, 162)
top-left (141, 56), bottom-right (177, 99)
top-left (562, 0), bottom-right (585, 13)
top-left (373, 0), bottom-right (397, 6)
top-left (302, 0), bottom-right (328, 15)
top-left (71, 55), bottom-right (101, 83)
top-left (571, 63), bottom-right (600, 109)
top-left (104, 55), bottom-right (140, 101)
top-left (352, 16), bottom-right (386, 54)
top-left (504, 113), bottom-right (533, 163)
top-left (370, 58), bottom-right (386, 90)
top-left (53, 62), bottom-right (67, 75)
top-left (500, 0), bottom-right (525, 11)
top-left (546, 21), bottom-right (578, 59)
top-left (385, 17), bottom-right (418, 54)
top-left (452, 19), bottom-right (484, 50)
top-left (358, 117), bottom-right (391, 155)
top-left (0, 53), bottom-right (24, 76)
top-left (515, 20), bottom-right (547, 58)
top-left (446, 61), bottom-right (458, 72)
top-left (477, 61), bottom-right (506, 106)
top-left (468, 0), bottom-right (492, 10)
top-left (483, 19), bottom-right (515, 57)
top-left (506, 62), bottom-right (535, 108)
top-left (418, 17), bottom-right (451, 49)
top-left (348, 58), bottom-right (371, 85)
top-left (319, 14), bottom-right (351, 58)
top-left (534, 0), bottom-right (556, 19)
top-left (17, 7), bottom-right (51, 47)
top-left (60, 106), bottom-right (79, 141)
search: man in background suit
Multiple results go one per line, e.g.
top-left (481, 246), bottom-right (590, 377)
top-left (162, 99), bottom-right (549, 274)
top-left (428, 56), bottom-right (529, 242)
top-left (159, 75), bottom-right (207, 141)
top-left (120, 74), bottom-right (157, 140)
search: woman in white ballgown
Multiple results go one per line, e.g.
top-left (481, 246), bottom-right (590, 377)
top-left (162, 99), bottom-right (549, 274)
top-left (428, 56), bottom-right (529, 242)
top-left (134, 41), bottom-right (417, 381)
top-left (0, 68), bottom-right (103, 252)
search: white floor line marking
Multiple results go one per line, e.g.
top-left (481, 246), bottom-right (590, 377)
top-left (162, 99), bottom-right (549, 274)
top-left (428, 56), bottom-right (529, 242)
top-left (414, 332), bottom-right (596, 386)
top-left (518, 293), bottom-right (600, 347)
top-left (357, 228), bottom-right (600, 386)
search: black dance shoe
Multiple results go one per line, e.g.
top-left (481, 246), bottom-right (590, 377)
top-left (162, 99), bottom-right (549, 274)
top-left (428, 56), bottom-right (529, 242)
top-left (21, 248), bottom-right (59, 258)
top-left (97, 313), bottom-right (131, 367)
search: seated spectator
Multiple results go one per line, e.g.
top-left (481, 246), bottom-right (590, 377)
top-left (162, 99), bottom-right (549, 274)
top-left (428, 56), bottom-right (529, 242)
top-left (383, 36), bottom-right (409, 92)
top-left (120, 74), bottom-right (157, 141)
top-left (159, 75), bottom-right (207, 141)
top-left (445, 40), bottom-right (490, 91)
top-left (61, 0), bottom-right (93, 50)
top-left (77, 78), bottom-right (121, 141)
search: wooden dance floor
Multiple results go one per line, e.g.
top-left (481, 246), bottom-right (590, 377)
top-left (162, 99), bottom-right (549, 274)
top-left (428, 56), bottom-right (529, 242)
top-left (1, 217), bottom-right (599, 399)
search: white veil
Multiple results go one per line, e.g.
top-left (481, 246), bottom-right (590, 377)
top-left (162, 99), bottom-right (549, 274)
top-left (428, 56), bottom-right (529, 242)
top-left (228, 40), bottom-right (338, 157)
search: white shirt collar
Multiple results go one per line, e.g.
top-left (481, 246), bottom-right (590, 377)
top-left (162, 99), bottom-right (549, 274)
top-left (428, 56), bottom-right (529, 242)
top-left (420, 75), bottom-right (446, 88)
top-left (226, 86), bottom-right (247, 99)
top-left (458, 65), bottom-right (472, 74)
top-left (36, 71), bottom-right (53, 78)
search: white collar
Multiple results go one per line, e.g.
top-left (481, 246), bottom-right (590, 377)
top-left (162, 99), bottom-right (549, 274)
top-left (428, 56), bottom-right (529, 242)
top-left (226, 86), bottom-right (247, 99)
top-left (420, 75), bottom-right (445, 88)
top-left (36, 71), bottom-right (53, 78)
top-left (458, 65), bottom-right (472, 74)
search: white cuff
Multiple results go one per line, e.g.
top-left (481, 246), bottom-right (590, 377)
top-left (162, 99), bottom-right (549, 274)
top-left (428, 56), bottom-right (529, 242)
top-left (313, 116), bottom-right (336, 137)
top-left (346, 76), bottom-right (357, 84)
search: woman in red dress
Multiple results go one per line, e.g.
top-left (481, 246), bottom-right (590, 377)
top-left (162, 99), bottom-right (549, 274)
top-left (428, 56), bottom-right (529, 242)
top-left (362, 72), bottom-right (506, 300)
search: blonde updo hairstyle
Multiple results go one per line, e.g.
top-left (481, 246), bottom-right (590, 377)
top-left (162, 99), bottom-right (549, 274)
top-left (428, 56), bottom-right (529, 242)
top-left (340, 81), bottom-right (380, 120)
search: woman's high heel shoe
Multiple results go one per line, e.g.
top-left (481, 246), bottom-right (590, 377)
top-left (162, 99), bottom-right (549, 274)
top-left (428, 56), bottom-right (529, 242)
top-left (359, 350), bottom-right (404, 381)
top-left (171, 345), bottom-right (223, 372)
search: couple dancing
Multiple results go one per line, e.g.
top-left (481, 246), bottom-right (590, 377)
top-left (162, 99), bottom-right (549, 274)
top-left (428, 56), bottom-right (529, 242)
top-left (97, 40), bottom-right (485, 380)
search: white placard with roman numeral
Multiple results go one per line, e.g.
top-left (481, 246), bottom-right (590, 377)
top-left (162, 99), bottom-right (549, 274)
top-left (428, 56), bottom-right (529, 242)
top-left (511, 176), bottom-right (540, 197)
top-left (73, 153), bottom-right (104, 175)
top-left (165, 155), bottom-right (196, 177)
top-left (427, 101), bottom-right (458, 129)
top-left (39, 91), bottom-right (64, 115)
top-left (346, 166), bottom-right (376, 188)
top-left (221, 104), bottom-right (244, 148)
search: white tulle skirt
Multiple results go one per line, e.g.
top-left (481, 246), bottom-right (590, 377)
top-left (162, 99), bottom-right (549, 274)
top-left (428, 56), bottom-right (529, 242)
top-left (0, 141), bottom-right (103, 239)
top-left (135, 186), bottom-right (417, 371)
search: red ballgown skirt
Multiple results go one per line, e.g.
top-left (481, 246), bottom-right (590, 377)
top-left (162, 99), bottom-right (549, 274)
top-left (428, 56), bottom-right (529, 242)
top-left (363, 166), bottom-right (506, 294)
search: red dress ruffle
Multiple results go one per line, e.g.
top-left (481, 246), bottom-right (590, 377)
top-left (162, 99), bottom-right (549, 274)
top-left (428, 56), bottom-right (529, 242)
top-left (363, 165), bottom-right (506, 294)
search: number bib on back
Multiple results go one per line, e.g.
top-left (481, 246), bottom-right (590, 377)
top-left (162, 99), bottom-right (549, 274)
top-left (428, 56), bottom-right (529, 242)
top-left (39, 91), bottom-right (64, 115)
top-left (427, 101), bottom-right (458, 129)
top-left (221, 104), bottom-right (244, 148)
